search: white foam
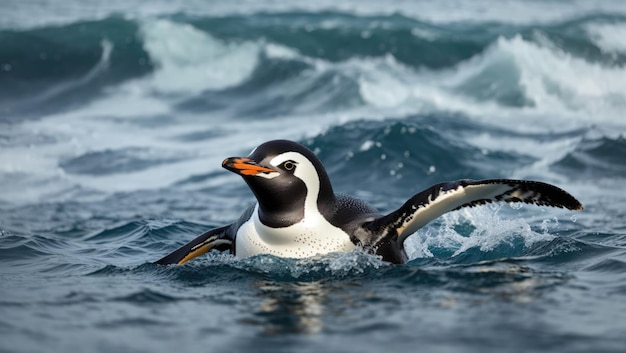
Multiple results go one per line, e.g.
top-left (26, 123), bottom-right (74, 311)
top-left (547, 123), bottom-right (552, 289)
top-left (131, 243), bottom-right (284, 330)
top-left (264, 43), bottom-right (301, 60)
top-left (357, 55), bottom-right (413, 108)
top-left (404, 206), bottom-right (556, 260)
top-left (139, 19), bottom-right (260, 94)
top-left (585, 22), bottom-right (626, 54)
top-left (353, 34), bottom-right (626, 134)
top-left (501, 35), bottom-right (626, 120)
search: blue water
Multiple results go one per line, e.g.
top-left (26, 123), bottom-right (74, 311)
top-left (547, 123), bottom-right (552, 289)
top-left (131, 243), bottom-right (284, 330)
top-left (2, 1), bottom-right (626, 352)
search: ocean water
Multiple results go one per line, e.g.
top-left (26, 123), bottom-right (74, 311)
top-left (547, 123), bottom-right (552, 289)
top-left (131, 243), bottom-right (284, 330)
top-left (1, 0), bottom-right (626, 352)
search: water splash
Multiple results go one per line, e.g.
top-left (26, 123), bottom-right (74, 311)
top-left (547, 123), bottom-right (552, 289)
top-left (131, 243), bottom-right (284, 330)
top-left (231, 250), bottom-right (388, 281)
top-left (404, 206), bottom-right (556, 261)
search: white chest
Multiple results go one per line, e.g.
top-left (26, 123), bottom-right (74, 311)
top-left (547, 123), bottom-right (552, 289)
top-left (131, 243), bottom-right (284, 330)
top-left (235, 205), bottom-right (356, 259)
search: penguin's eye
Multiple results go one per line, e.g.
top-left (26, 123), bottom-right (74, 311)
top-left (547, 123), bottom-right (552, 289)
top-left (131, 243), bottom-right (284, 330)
top-left (281, 160), bottom-right (297, 171)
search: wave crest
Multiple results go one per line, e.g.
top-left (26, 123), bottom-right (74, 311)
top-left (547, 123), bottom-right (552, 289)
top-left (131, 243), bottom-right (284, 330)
top-left (139, 19), bottom-right (260, 94)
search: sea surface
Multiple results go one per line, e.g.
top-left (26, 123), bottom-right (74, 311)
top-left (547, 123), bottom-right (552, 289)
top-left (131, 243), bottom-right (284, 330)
top-left (1, 1), bottom-right (626, 352)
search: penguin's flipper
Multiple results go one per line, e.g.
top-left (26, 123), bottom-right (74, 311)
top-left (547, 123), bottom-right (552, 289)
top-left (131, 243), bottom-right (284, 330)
top-left (154, 225), bottom-right (233, 265)
top-left (366, 179), bottom-right (583, 245)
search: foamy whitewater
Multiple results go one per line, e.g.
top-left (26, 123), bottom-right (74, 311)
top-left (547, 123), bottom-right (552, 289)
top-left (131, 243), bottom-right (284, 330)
top-left (1, 1), bottom-right (625, 352)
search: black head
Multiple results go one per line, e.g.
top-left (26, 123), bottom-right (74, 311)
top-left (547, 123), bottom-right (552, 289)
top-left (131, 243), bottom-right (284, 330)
top-left (222, 140), bottom-right (336, 227)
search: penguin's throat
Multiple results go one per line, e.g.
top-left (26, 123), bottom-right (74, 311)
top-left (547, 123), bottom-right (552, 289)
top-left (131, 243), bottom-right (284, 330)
top-left (255, 190), bottom-right (336, 229)
top-left (256, 201), bottom-right (305, 228)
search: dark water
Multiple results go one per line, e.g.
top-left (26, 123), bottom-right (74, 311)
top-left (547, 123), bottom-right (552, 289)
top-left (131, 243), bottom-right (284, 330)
top-left (1, 1), bottom-right (626, 352)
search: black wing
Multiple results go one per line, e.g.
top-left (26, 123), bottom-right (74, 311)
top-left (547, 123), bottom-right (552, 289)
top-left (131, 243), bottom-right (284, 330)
top-left (154, 225), bottom-right (234, 265)
top-left (365, 179), bottom-right (583, 245)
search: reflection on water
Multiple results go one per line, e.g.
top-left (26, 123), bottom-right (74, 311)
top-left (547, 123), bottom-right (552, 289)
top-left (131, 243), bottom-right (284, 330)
top-left (445, 261), bottom-right (572, 304)
top-left (251, 280), bottom-right (329, 335)
top-left (238, 260), bottom-right (570, 335)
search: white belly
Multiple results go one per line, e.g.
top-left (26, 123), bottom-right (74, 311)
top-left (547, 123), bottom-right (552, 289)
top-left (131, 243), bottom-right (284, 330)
top-left (235, 206), bottom-right (356, 259)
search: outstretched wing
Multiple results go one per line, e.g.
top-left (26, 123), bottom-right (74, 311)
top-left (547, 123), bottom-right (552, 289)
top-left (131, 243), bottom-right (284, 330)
top-left (154, 225), bottom-right (234, 265)
top-left (365, 179), bottom-right (583, 245)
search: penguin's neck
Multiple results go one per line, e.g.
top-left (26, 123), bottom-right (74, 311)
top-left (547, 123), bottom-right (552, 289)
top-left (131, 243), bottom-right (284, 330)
top-left (256, 175), bottom-right (336, 229)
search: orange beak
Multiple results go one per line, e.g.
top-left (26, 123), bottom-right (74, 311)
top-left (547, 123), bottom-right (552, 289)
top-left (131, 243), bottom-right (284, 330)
top-left (222, 157), bottom-right (277, 176)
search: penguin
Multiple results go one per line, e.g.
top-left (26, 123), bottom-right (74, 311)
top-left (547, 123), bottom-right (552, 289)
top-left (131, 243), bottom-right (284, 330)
top-left (155, 139), bottom-right (582, 265)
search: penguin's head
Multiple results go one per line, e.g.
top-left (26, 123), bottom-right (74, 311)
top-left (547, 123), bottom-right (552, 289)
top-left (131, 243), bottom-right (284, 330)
top-left (222, 140), bottom-right (335, 227)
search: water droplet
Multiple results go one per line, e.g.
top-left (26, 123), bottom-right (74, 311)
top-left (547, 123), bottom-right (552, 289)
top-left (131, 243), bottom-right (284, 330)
top-left (360, 140), bottom-right (375, 151)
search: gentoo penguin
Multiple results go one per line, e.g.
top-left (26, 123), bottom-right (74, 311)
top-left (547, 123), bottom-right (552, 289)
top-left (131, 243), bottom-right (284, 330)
top-left (155, 139), bottom-right (582, 265)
